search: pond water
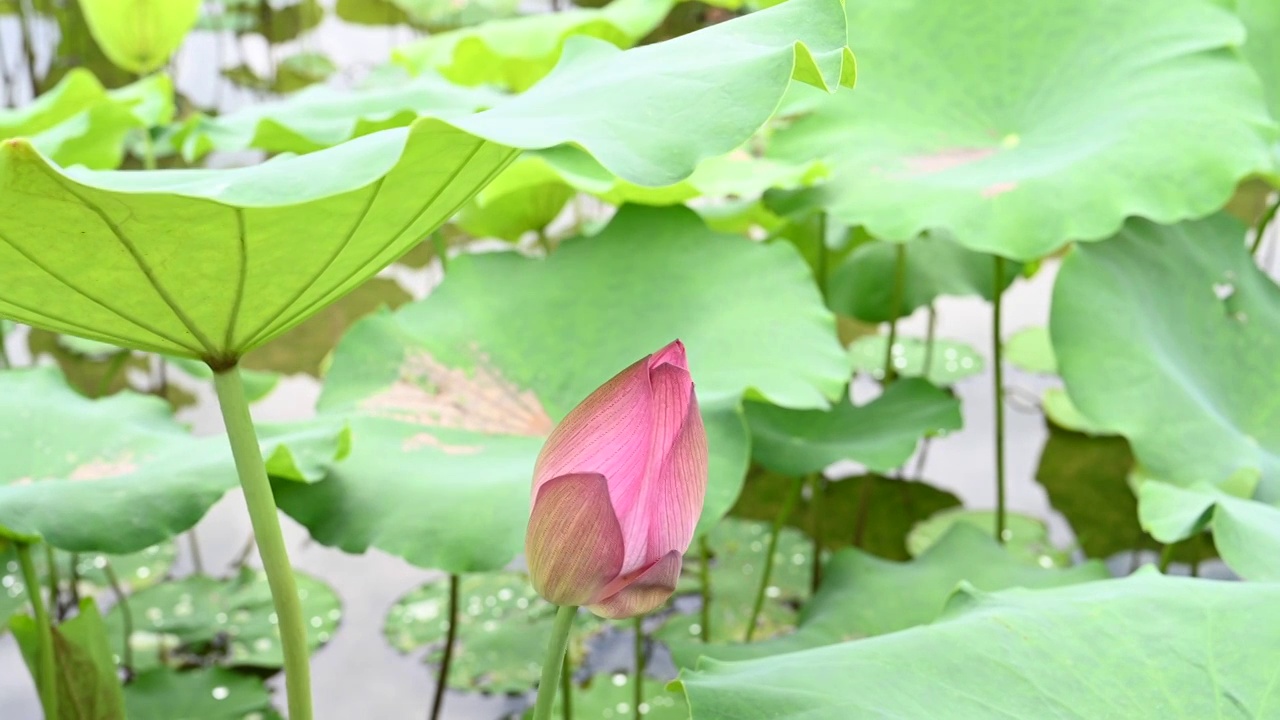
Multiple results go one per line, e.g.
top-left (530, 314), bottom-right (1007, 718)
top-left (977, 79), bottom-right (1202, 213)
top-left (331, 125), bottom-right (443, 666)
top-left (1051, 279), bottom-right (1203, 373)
top-left (0, 2), bottom-right (1273, 718)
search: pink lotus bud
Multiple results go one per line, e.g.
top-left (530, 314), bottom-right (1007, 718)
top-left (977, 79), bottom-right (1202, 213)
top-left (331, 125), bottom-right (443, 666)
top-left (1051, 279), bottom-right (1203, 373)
top-left (525, 340), bottom-right (709, 619)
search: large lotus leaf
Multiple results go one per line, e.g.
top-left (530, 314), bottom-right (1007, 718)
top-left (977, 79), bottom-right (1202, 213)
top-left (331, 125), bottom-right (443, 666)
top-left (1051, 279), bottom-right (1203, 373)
top-left (682, 571), bottom-right (1280, 719)
top-left (0, 367), bottom-right (347, 551)
top-left (1051, 213), bottom-right (1280, 500)
top-left (671, 524), bottom-right (1108, 666)
top-left (848, 334), bottom-right (984, 385)
top-left (729, 472), bottom-right (960, 561)
top-left (1232, 0), bottom-right (1280, 129)
top-left (271, 205), bottom-right (848, 573)
top-left (0, 0), bottom-right (853, 361)
top-left (105, 567), bottom-right (341, 672)
top-left (745, 378), bottom-right (960, 476)
top-left (3, 70), bottom-right (174, 170)
top-left (827, 233), bottom-right (1020, 322)
top-left (384, 572), bottom-right (603, 694)
top-left (1003, 325), bottom-right (1056, 375)
top-left (123, 667), bottom-right (277, 720)
top-left (906, 508), bottom-right (1071, 568)
top-left (1137, 475), bottom-right (1278, 581)
top-left (392, 0), bottom-right (676, 91)
top-left (770, 0), bottom-right (1275, 260)
top-left (174, 73), bottom-right (506, 162)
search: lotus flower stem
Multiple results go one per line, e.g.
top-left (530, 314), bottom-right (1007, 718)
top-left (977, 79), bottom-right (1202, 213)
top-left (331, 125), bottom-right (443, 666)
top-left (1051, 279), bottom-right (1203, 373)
top-left (560, 651), bottom-right (573, 720)
top-left (1158, 544), bottom-right (1176, 574)
top-left (808, 474), bottom-right (824, 593)
top-left (42, 544), bottom-right (60, 620)
top-left (992, 256), bottom-right (1008, 544)
top-left (212, 367), bottom-right (312, 720)
top-left (746, 477), bottom-right (802, 642)
top-left (698, 534), bottom-right (712, 642)
top-left (429, 574), bottom-right (460, 720)
top-left (187, 530), bottom-right (205, 575)
top-left (633, 616), bottom-right (645, 719)
top-left (101, 558), bottom-right (134, 675)
top-left (532, 605), bottom-right (577, 720)
top-left (1251, 197), bottom-right (1279, 256)
top-left (16, 542), bottom-right (56, 718)
top-left (882, 243), bottom-right (908, 383)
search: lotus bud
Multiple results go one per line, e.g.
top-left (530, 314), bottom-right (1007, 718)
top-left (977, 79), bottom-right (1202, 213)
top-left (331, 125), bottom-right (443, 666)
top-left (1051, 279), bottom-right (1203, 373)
top-left (79, 0), bottom-right (202, 76)
top-left (525, 340), bottom-right (709, 619)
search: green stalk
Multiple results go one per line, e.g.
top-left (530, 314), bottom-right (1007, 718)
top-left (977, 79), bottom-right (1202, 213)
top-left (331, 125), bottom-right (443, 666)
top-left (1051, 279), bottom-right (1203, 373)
top-left (746, 477), bottom-right (802, 642)
top-left (212, 367), bottom-right (312, 720)
top-left (992, 256), bottom-right (1008, 544)
top-left (101, 559), bottom-right (134, 675)
top-left (1158, 544), bottom-right (1176, 574)
top-left (429, 574), bottom-right (459, 720)
top-left (808, 474), bottom-right (824, 593)
top-left (97, 350), bottom-right (130, 397)
top-left (1251, 197), bottom-right (1279, 256)
top-left (17, 543), bottom-right (57, 718)
top-left (532, 605), bottom-right (577, 720)
top-left (633, 616), bottom-right (645, 720)
top-left (922, 303), bottom-right (938, 377)
top-left (0, 319), bottom-right (10, 368)
top-left (43, 544), bottom-right (60, 620)
top-left (560, 652), bottom-right (573, 720)
top-left (698, 534), bottom-right (711, 643)
top-left (882, 243), bottom-right (907, 383)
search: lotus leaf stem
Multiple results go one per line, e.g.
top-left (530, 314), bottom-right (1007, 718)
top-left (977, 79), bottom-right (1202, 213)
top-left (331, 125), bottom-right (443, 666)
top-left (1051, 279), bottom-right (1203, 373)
top-left (17, 542), bottom-right (57, 718)
top-left (992, 255), bottom-right (1008, 544)
top-left (809, 474), bottom-right (825, 593)
top-left (101, 558), bottom-right (134, 676)
top-left (212, 367), bottom-right (312, 720)
top-left (1158, 544), bottom-right (1176, 574)
top-left (922, 303), bottom-right (937, 378)
top-left (1251, 197), bottom-right (1279, 256)
top-left (560, 651), bottom-right (573, 720)
top-left (882, 242), bottom-right (907, 383)
top-left (698, 534), bottom-right (712, 642)
top-left (187, 530), bottom-right (205, 575)
top-left (532, 605), bottom-right (577, 720)
top-left (429, 574), bottom-right (459, 720)
top-left (746, 477), bottom-right (802, 642)
top-left (43, 543), bottom-right (60, 620)
top-left (633, 615), bottom-right (645, 720)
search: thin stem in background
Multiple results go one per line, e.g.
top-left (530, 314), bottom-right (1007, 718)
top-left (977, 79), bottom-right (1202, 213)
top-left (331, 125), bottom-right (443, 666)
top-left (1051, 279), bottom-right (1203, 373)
top-left (0, 319), bottom-right (10, 368)
top-left (97, 350), bottom-right (130, 397)
top-left (531, 605), bottom-right (577, 720)
top-left (1251, 196), bottom-right (1279, 257)
top-left (43, 544), bottom-right (61, 621)
top-left (101, 558), bottom-right (134, 677)
top-left (633, 616), bottom-right (645, 720)
top-left (432, 231), bottom-right (449, 274)
top-left (992, 255), bottom-right (1008, 544)
top-left (746, 477), bottom-right (802, 642)
top-left (187, 530), bottom-right (205, 576)
top-left (1158, 544), bottom-right (1176, 574)
top-left (921, 303), bottom-right (938, 378)
top-left (14, 0), bottom-right (37, 102)
top-left (698, 534), bottom-right (711, 643)
top-left (67, 553), bottom-right (81, 613)
top-left (814, 214), bottom-right (829, 298)
top-left (212, 367), bottom-right (312, 720)
top-left (232, 533), bottom-right (258, 570)
top-left (808, 474), bottom-right (825, 594)
top-left (429, 574), bottom-right (459, 720)
top-left (560, 651), bottom-right (573, 720)
top-left (851, 477), bottom-right (874, 549)
top-left (882, 243), bottom-right (907, 383)
top-left (17, 543), bottom-right (57, 718)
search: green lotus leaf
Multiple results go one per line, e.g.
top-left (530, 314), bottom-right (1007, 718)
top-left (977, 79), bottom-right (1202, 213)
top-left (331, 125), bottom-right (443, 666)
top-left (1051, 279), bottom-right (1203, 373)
top-left (394, 0), bottom-right (519, 31)
top-left (1137, 474), bottom-right (1278, 581)
top-left (729, 472), bottom-right (960, 561)
top-left (827, 233), bottom-right (1020, 323)
top-left (123, 667), bottom-right (277, 720)
top-left (174, 72), bottom-right (505, 162)
top-left (1003, 325), bottom-right (1056, 375)
top-left (270, 205), bottom-right (847, 574)
top-left (11, 598), bottom-right (126, 718)
top-left (222, 51), bottom-right (338, 94)
top-left (1231, 0), bottom-right (1280, 134)
top-left (80, 0), bottom-right (200, 75)
top-left (106, 567), bottom-right (341, 672)
top-left (391, 0), bottom-right (676, 91)
top-left (0, 367), bottom-right (348, 551)
top-left (745, 378), bottom-right (960, 476)
top-left (906, 508), bottom-right (1071, 568)
top-left (206, 0), bottom-right (324, 44)
top-left (384, 572), bottom-right (603, 694)
top-left (671, 523), bottom-right (1107, 665)
top-left (1051, 213), bottom-right (1280, 500)
top-left (848, 334), bottom-right (984, 385)
top-left (0, 0), bottom-right (853, 362)
top-left (771, 0), bottom-right (1275, 260)
top-left (659, 518), bottom-right (814, 647)
top-left (682, 570), bottom-right (1280, 718)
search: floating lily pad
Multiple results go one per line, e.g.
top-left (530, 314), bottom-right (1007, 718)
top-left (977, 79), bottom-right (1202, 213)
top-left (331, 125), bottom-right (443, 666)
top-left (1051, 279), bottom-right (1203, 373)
top-left (745, 378), bottom-right (961, 476)
top-left (385, 572), bottom-right (602, 694)
top-left (123, 667), bottom-right (278, 720)
top-left (770, 0), bottom-right (1275, 260)
top-left (272, 205), bottom-right (847, 574)
top-left (906, 508), bottom-right (1070, 568)
top-left (659, 518), bottom-right (813, 649)
top-left (848, 335), bottom-right (984, 385)
top-left (392, 0), bottom-right (676, 90)
top-left (0, 0), bottom-right (852, 362)
top-left (0, 540), bottom-right (178, 623)
top-left (522, 673), bottom-right (689, 720)
top-left (106, 567), bottom-right (341, 673)
top-left (0, 367), bottom-right (347, 551)
top-left (1051, 213), bottom-right (1280, 499)
top-left (682, 571), bottom-right (1280, 719)
top-left (827, 233), bottom-right (1020, 322)
top-left (1002, 326), bottom-right (1056, 375)
top-left (730, 472), bottom-right (961, 561)
top-left (672, 523), bottom-right (1108, 666)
